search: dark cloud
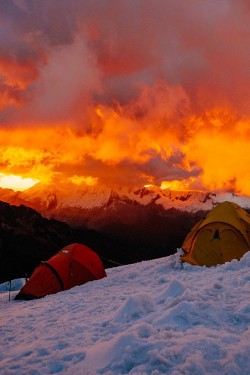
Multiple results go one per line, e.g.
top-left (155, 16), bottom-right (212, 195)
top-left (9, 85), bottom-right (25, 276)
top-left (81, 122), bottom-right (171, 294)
top-left (58, 152), bottom-right (201, 187)
top-left (1, 0), bottom-right (249, 116)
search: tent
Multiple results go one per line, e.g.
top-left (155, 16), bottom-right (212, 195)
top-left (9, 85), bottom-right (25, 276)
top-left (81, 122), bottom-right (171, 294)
top-left (181, 201), bottom-right (250, 266)
top-left (15, 243), bottom-right (107, 300)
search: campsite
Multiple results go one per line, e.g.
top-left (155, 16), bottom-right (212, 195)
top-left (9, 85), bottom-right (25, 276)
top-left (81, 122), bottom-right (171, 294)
top-left (1, 249), bottom-right (250, 374)
top-left (1, 201), bottom-right (250, 374)
top-left (7, 201), bottom-right (250, 300)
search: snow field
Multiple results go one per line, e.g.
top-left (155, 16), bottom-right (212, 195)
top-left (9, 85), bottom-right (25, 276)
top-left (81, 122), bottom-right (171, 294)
top-left (0, 250), bottom-right (250, 374)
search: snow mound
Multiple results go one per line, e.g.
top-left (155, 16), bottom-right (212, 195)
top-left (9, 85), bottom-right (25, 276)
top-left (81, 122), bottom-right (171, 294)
top-left (112, 294), bottom-right (155, 323)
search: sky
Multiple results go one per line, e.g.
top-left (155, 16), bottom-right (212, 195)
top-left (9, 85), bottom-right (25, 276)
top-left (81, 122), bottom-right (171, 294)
top-left (1, 249), bottom-right (250, 374)
top-left (0, 0), bottom-right (250, 193)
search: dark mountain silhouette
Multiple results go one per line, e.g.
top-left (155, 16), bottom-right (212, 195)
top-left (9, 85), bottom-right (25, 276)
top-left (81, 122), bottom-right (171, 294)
top-left (0, 201), bottom-right (75, 283)
top-left (0, 199), bottom-right (208, 283)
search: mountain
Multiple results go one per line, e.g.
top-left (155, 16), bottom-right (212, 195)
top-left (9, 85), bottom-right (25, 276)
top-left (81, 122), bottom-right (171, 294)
top-left (0, 200), bottom-right (76, 283)
top-left (1, 182), bottom-right (250, 217)
top-left (0, 200), bottom-right (146, 283)
top-left (0, 198), bottom-right (191, 283)
top-left (1, 183), bottom-right (250, 266)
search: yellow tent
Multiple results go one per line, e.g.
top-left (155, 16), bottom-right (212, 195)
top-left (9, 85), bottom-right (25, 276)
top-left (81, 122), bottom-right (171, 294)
top-left (181, 201), bottom-right (250, 266)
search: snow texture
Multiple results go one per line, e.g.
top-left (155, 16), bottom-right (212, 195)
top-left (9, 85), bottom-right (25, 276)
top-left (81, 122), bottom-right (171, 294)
top-left (1, 250), bottom-right (250, 375)
top-left (21, 182), bottom-right (250, 212)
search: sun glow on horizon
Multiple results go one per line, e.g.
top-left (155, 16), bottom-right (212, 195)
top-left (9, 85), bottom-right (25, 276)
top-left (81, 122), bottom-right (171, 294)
top-left (68, 175), bottom-right (98, 186)
top-left (160, 180), bottom-right (188, 191)
top-left (0, 173), bottom-right (40, 191)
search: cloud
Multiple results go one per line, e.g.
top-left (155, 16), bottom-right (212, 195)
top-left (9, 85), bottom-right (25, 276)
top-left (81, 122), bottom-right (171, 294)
top-left (23, 36), bottom-right (102, 123)
top-left (1, 0), bottom-right (249, 115)
top-left (0, 0), bottom-right (250, 193)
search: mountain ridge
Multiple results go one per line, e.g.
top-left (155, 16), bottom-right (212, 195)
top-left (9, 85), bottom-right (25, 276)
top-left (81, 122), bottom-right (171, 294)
top-left (1, 183), bottom-right (250, 267)
top-left (1, 182), bottom-right (249, 218)
top-left (1, 199), bottom-right (168, 283)
top-left (1, 183), bottom-right (249, 282)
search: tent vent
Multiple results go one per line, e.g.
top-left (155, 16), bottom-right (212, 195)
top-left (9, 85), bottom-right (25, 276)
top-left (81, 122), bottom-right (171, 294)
top-left (213, 229), bottom-right (220, 240)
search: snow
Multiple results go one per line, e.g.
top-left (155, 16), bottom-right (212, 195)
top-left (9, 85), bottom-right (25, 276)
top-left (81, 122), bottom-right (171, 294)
top-left (2, 182), bottom-right (250, 219)
top-left (1, 250), bottom-right (250, 375)
top-left (51, 188), bottom-right (250, 211)
top-left (17, 182), bottom-right (250, 212)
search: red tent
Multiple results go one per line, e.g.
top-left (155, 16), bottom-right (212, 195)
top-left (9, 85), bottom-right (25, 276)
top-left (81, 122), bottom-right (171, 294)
top-left (15, 243), bottom-right (107, 300)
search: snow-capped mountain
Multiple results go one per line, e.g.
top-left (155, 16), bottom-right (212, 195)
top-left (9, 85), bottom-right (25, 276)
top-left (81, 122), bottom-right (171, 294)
top-left (1, 181), bottom-right (250, 215)
top-left (1, 182), bottom-right (250, 262)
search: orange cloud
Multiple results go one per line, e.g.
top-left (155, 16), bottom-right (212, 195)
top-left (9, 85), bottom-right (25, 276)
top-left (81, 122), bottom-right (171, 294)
top-left (0, 58), bottom-right (38, 90)
top-left (184, 118), bottom-right (250, 194)
top-left (0, 1), bottom-right (250, 194)
top-left (1, 80), bottom-right (250, 194)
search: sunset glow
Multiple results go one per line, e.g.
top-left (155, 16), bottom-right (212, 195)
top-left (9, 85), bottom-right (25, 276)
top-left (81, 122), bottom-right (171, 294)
top-left (0, 173), bottom-right (39, 191)
top-left (0, 1), bottom-right (250, 194)
top-left (160, 178), bottom-right (198, 192)
top-left (68, 175), bottom-right (98, 186)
